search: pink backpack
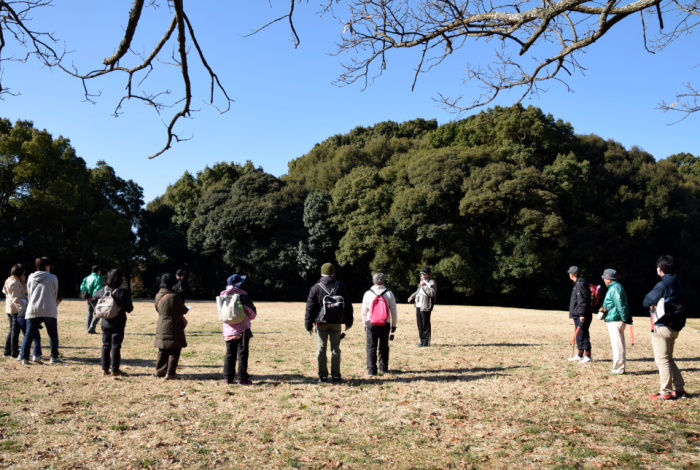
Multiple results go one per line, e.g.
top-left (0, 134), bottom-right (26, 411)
top-left (369, 290), bottom-right (390, 326)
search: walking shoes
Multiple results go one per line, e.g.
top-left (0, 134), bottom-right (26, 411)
top-left (568, 355), bottom-right (582, 361)
top-left (579, 356), bottom-right (593, 363)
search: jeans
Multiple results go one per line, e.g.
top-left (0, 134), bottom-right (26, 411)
top-left (651, 326), bottom-right (684, 394)
top-left (574, 316), bottom-right (592, 352)
top-left (156, 348), bottom-right (181, 377)
top-left (21, 317), bottom-right (58, 360)
top-left (315, 323), bottom-right (342, 378)
top-left (365, 322), bottom-right (391, 374)
top-left (416, 308), bottom-right (432, 346)
top-left (86, 301), bottom-right (99, 332)
top-left (101, 329), bottom-right (125, 373)
top-left (4, 314), bottom-right (21, 357)
top-left (223, 333), bottom-right (251, 381)
top-left (16, 317), bottom-right (42, 357)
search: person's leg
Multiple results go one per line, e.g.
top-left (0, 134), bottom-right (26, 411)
top-left (223, 340), bottom-right (236, 381)
top-left (155, 349), bottom-right (168, 376)
top-left (238, 336), bottom-right (250, 381)
top-left (651, 327), bottom-right (674, 394)
top-left (666, 329), bottom-right (685, 392)
top-left (4, 314), bottom-right (12, 356)
top-left (167, 349), bottom-right (181, 377)
top-left (101, 330), bottom-right (111, 372)
top-left (33, 327), bottom-right (42, 358)
top-left (607, 321), bottom-right (625, 373)
top-left (378, 324), bottom-right (391, 372)
top-left (43, 317), bottom-right (59, 360)
top-left (578, 317), bottom-right (592, 357)
top-left (10, 314), bottom-right (20, 357)
top-left (111, 330), bottom-right (124, 373)
top-left (366, 323), bottom-right (378, 375)
top-left (20, 318), bottom-right (40, 361)
top-left (415, 308), bottom-right (424, 344)
top-left (422, 310), bottom-right (432, 346)
top-left (86, 301), bottom-right (94, 332)
top-left (329, 324), bottom-right (343, 379)
top-left (316, 325), bottom-right (329, 379)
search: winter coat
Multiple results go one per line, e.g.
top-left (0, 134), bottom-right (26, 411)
top-left (411, 278), bottom-right (437, 312)
top-left (219, 286), bottom-right (257, 339)
top-left (361, 286), bottom-right (398, 328)
top-left (643, 274), bottom-right (686, 331)
top-left (80, 273), bottom-right (104, 298)
top-left (154, 288), bottom-right (188, 349)
top-left (26, 271), bottom-right (59, 319)
top-left (173, 279), bottom-right (187, 303)
top-left (92, 286), bottom-right (134, 331)
top-left (304, 276), bottom-right (353, 331)
top-left (3, 276), bottom-right (27, 315)
top-left (568, 277), bottom-right (591, 319)
top-left (602, 281), bottom-right (631, 323)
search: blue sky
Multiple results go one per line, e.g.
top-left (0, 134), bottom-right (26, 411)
top-left (2, 1), bottom-right (697, 203)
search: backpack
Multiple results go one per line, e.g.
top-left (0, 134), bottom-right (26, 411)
top-left (317, 282), bottom-right (345, 323)
top-left (94, 288), bottom-right (121, 320)
top-left (590, 285), bottom-right (601, 308)
top-left (216, 294), bottom-right (246, 325)
top-left (369, 289), bottom-right (390, 326)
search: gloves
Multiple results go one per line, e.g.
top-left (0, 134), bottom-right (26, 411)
top-left (391, 326), bottom-right (397, 333)
top-left (625, 318), bottom-right (634, 325)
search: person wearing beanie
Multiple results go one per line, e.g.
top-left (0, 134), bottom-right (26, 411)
top-left (408, 267), bottom-right (437, 347)
top-left (567, 266), bottom-right (593, 363)
top-left (598, 269), bottom-right (631, 375)
top-left (154, 273), bottom-right (189, 379)
top-left (304, 262), bottom-right (353, 382)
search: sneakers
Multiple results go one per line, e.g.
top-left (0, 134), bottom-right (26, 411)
top-left (611, 370), bottom-right (625, 375)
top-left (579, 356), bottom-right (593, 364)
top-left (368, 371), bottom-right (377, 377)
top-left (102, 370), bottom-right (111, 376)
top-left (32, 355), bottom-right (44, 363)
top-left (87, 329), bottom-right (98, 335)
top-left (237, 378), bottom-right (252, 386)
top-left (318, 376), bottom-right (328, 383)
top-left (223, 378), bottom-right (232, 385)
top-left (332, 376), bottom-right (342, 383)
top-left (20, 359), bottom-right (31, 366)
top-left (648, 393), bottom-right (673, 400)
top-left (49, 357), bottom-right (62, 364)
top-left (672, 390), bottom-right (689, 399)
top-left (568, 355), bottom-right (582, 361)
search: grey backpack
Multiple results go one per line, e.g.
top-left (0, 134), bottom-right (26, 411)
top-left (216, 294), bottom-right (246, 325)
top-left (94, 288), bottom-right (121, 319)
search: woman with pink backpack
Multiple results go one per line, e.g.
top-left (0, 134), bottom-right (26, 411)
top-left (218, 274), bottom-right (257, 385)
top-left (361, 272), bottom-right (398, 377)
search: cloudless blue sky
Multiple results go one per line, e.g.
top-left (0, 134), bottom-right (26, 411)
top-left (2, 1), bottom-right (697, 203)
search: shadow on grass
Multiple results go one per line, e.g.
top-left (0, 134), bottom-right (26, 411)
top-left (432, 343), bottom-right (546, 348)
top-left (627, 357), bottom-right (700, 362)
top-left (628, 368), bottom-right (700, 376)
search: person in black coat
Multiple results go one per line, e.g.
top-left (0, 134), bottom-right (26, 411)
top-left (173, 269), bottom-right (187, 303)
top-left (92, 269), bottom-right (134, 377)
top-left (567, 266), bottom-right (593, 363)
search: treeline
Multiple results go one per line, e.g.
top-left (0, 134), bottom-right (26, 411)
top-left (2, 108), bottom-right (700, 314)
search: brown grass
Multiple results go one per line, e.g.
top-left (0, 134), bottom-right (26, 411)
top-left (0, 299), bottom-right (699, 469)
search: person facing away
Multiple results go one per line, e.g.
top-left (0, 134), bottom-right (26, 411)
top-left (80, 265), bottom-right (104, 334)
top-left (22, 257), bottom-right (62, 365)
top-left (598, 269), bottom-right (631, 375)
top-left (643, 255), bottom-right (688, 400)
top-left (4, 264), bottom-right (42, 362)
top-left (173, 269), bottom-right (187, 304)
top-left (154, 273), bottom-right (189, 380)
top-left (408, 267), bottom-right (437, 347)
top-left (91, 269), bottom-right (134, 377)
top-left (219, 274), bottom-right (256, 385)
top-left (567, 266), bottom-right (593, 363)
top-left (361, 272), bottom-right (398, 377)
top-left (304, 262), bottom-right (353, 383)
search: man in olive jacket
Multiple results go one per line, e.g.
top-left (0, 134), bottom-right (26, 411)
top-left (154, 273), bottom-right (188, 379)
top-left (304, 263), bottom-right (353, 382)
top-left (567, 266), bottom-right (592, 363)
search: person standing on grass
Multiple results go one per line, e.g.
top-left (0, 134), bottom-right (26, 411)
top-left (361, 272), bottom-right (398, 377)
top-left (4, 264), bottom-right (43, 362)
top-left (408, 267), bottom-right (437, 347)
top-left (154, 273), bottom-right (189, 380)
top-left (598, 269), bottom-right (631, 375)
top-left (91, 269), bottom-right (133, 377)
top-left (567, 266), bottom-right (593, 363)
top-left (643, 255), bottom-right (688, 400)
top-left (305, 263), bottom-right (353, 383)
top-left (173, 269), bottom-right (187, 303)
top-left (80, 265), bottom-right (104, 334)
top-left (21, 257), bottom-right (62, 365)
top-left (219, 274), bottom-right (256, 385)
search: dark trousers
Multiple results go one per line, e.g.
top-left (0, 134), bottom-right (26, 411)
top-left (101, 329), bottom-right (125, 372)
top-left (16, 317), bottom-right (42, 357)
top-left (416, 308), bottom-right (432, 346)
top-left (4, 314), bottom-right (20, 357)
top-left (574, 316), bottom-right (592, 352)
top-left (21, 317), bottom-right (58, 360)
top-left (86, 301), bottom-right (99, 332)
top-left (223, 335), bottom-right (251, 381)
top-left (366, 323), bottom-right (391, 374)
top-left (156, 348), bottom-right (181, 376)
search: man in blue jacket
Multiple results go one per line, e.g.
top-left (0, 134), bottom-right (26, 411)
top-left (643, 256), bottom-right (688, 400)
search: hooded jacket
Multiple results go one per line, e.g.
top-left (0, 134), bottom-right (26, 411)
top-left (26, 271), bottom-right (59, 319)
top-left (411, 278), bottom-right (437, 312)
top-left (3, 276), bottom-right (27, 315)
top-left (602, 281), bottom-right (631, 323)
top-left (80, 273), bottom-right (104, 298)
top-left (568, 277), bottom-right (591, 319)
top-left (305, 276), bottom-right (353, 331)
top-left (643, 274), bottom-right (686, 331)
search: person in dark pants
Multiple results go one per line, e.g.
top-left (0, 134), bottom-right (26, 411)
top-left (567, 266), bottom-right (593, 363)
top-left (80, 265), bottom-right (103, 334)
top-left (218, 274), bottom-right (257, 385)
top-left (408, 267), bottom-right (437, 347)
top-left (173, 269), bottom-right (187, 303)
top-left (22, 257), bottom-right (62, 365)
top-left (154, 274), bottom-right (188, 379)
top-left (91, 269), bottom-right (134, 377)
top-left (3, 264), bottom-right (27, 359)
top-left (361, 273), bottom-right (398, 376)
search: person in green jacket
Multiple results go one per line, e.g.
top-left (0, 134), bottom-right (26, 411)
top-left (80, 265), bottom-right (104, 334)
top-left (598, 269), bottom-right (632, 375)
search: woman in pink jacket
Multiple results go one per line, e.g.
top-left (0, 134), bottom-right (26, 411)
top-left (219, 274), bottom-right (256, 385)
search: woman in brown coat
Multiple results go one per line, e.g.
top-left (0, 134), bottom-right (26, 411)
top-left (154, 274), bottom-right (188, 379)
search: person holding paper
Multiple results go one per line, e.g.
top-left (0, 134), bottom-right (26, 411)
top-left (643, 256), bottom-right (688, 400)
top-left (598, 269), bottom-right (631, 375)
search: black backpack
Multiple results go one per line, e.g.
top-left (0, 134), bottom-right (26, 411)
top-left (317, 282), bottom-right (345, 323)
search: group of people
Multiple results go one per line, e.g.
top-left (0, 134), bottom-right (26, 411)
top-left (567, 255), bottom-right (689, 400)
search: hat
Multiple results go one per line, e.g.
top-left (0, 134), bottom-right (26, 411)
top-left (159, 273), bottom-right (177, 289)
top-left (420, 266), bottom-right (431, 275)
top-left (321, 263), bottom-right (335, 276)
top-left (227, 274), bottom-right (247, 287)
top-left (176, 269), bottom-right (186, 277)
top-left (567, 266), bottom-right (580, 275)
top-left (601, 269), bottom-right (618, 281)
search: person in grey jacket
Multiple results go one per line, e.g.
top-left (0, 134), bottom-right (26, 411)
top-left (408, 267), bottom-right (437, 347)
top-left (20, 257), bottom-right (62, 365)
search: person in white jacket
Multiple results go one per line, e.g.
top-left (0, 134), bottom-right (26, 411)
top-left (361, 273), bottom-right (398, 376)
top-left (408, 267), bottom-right (437, 347)
top-left (21, 257), bottom-right (62, 365)
top-left (3, 264), bottom-right (27, 358)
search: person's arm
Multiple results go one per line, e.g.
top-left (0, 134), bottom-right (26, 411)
top-left (602, 291), bottom-right (614, 312)
top-left (304, 287), bottom-right (318, 332)
top-left (360, 291), bottom-right (370, 325)
top-left (388, 291), bottom-right (398, 329)
top-left (121, 290), bottom-right (134, 313)
top-left (421, 280), bottom-right (437, 298)
top-left (95, 275), bottom-right (104, 294)
top-left (611, 287), bottom-right (625, 319)
top-left (341, 283), bottom-right (353, 329)
top-left (171, 294), bottom-right (188, 316)
top-left (242, 295), bottom-right (257, 320)
top-left (643, 282), bottom-right (664, 309)
top-left (575, 284), bottom-right (589, 317)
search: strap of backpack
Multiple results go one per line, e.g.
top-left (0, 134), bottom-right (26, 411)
top-left (317, 283), bottom-right (332, 296)
top-left (333, 281), bottom-right (339, 296)
top-left (157, 293), bottom-right (172, 310)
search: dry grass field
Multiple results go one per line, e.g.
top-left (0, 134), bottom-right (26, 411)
top-left (0, 299), bottom-right (699, 469)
